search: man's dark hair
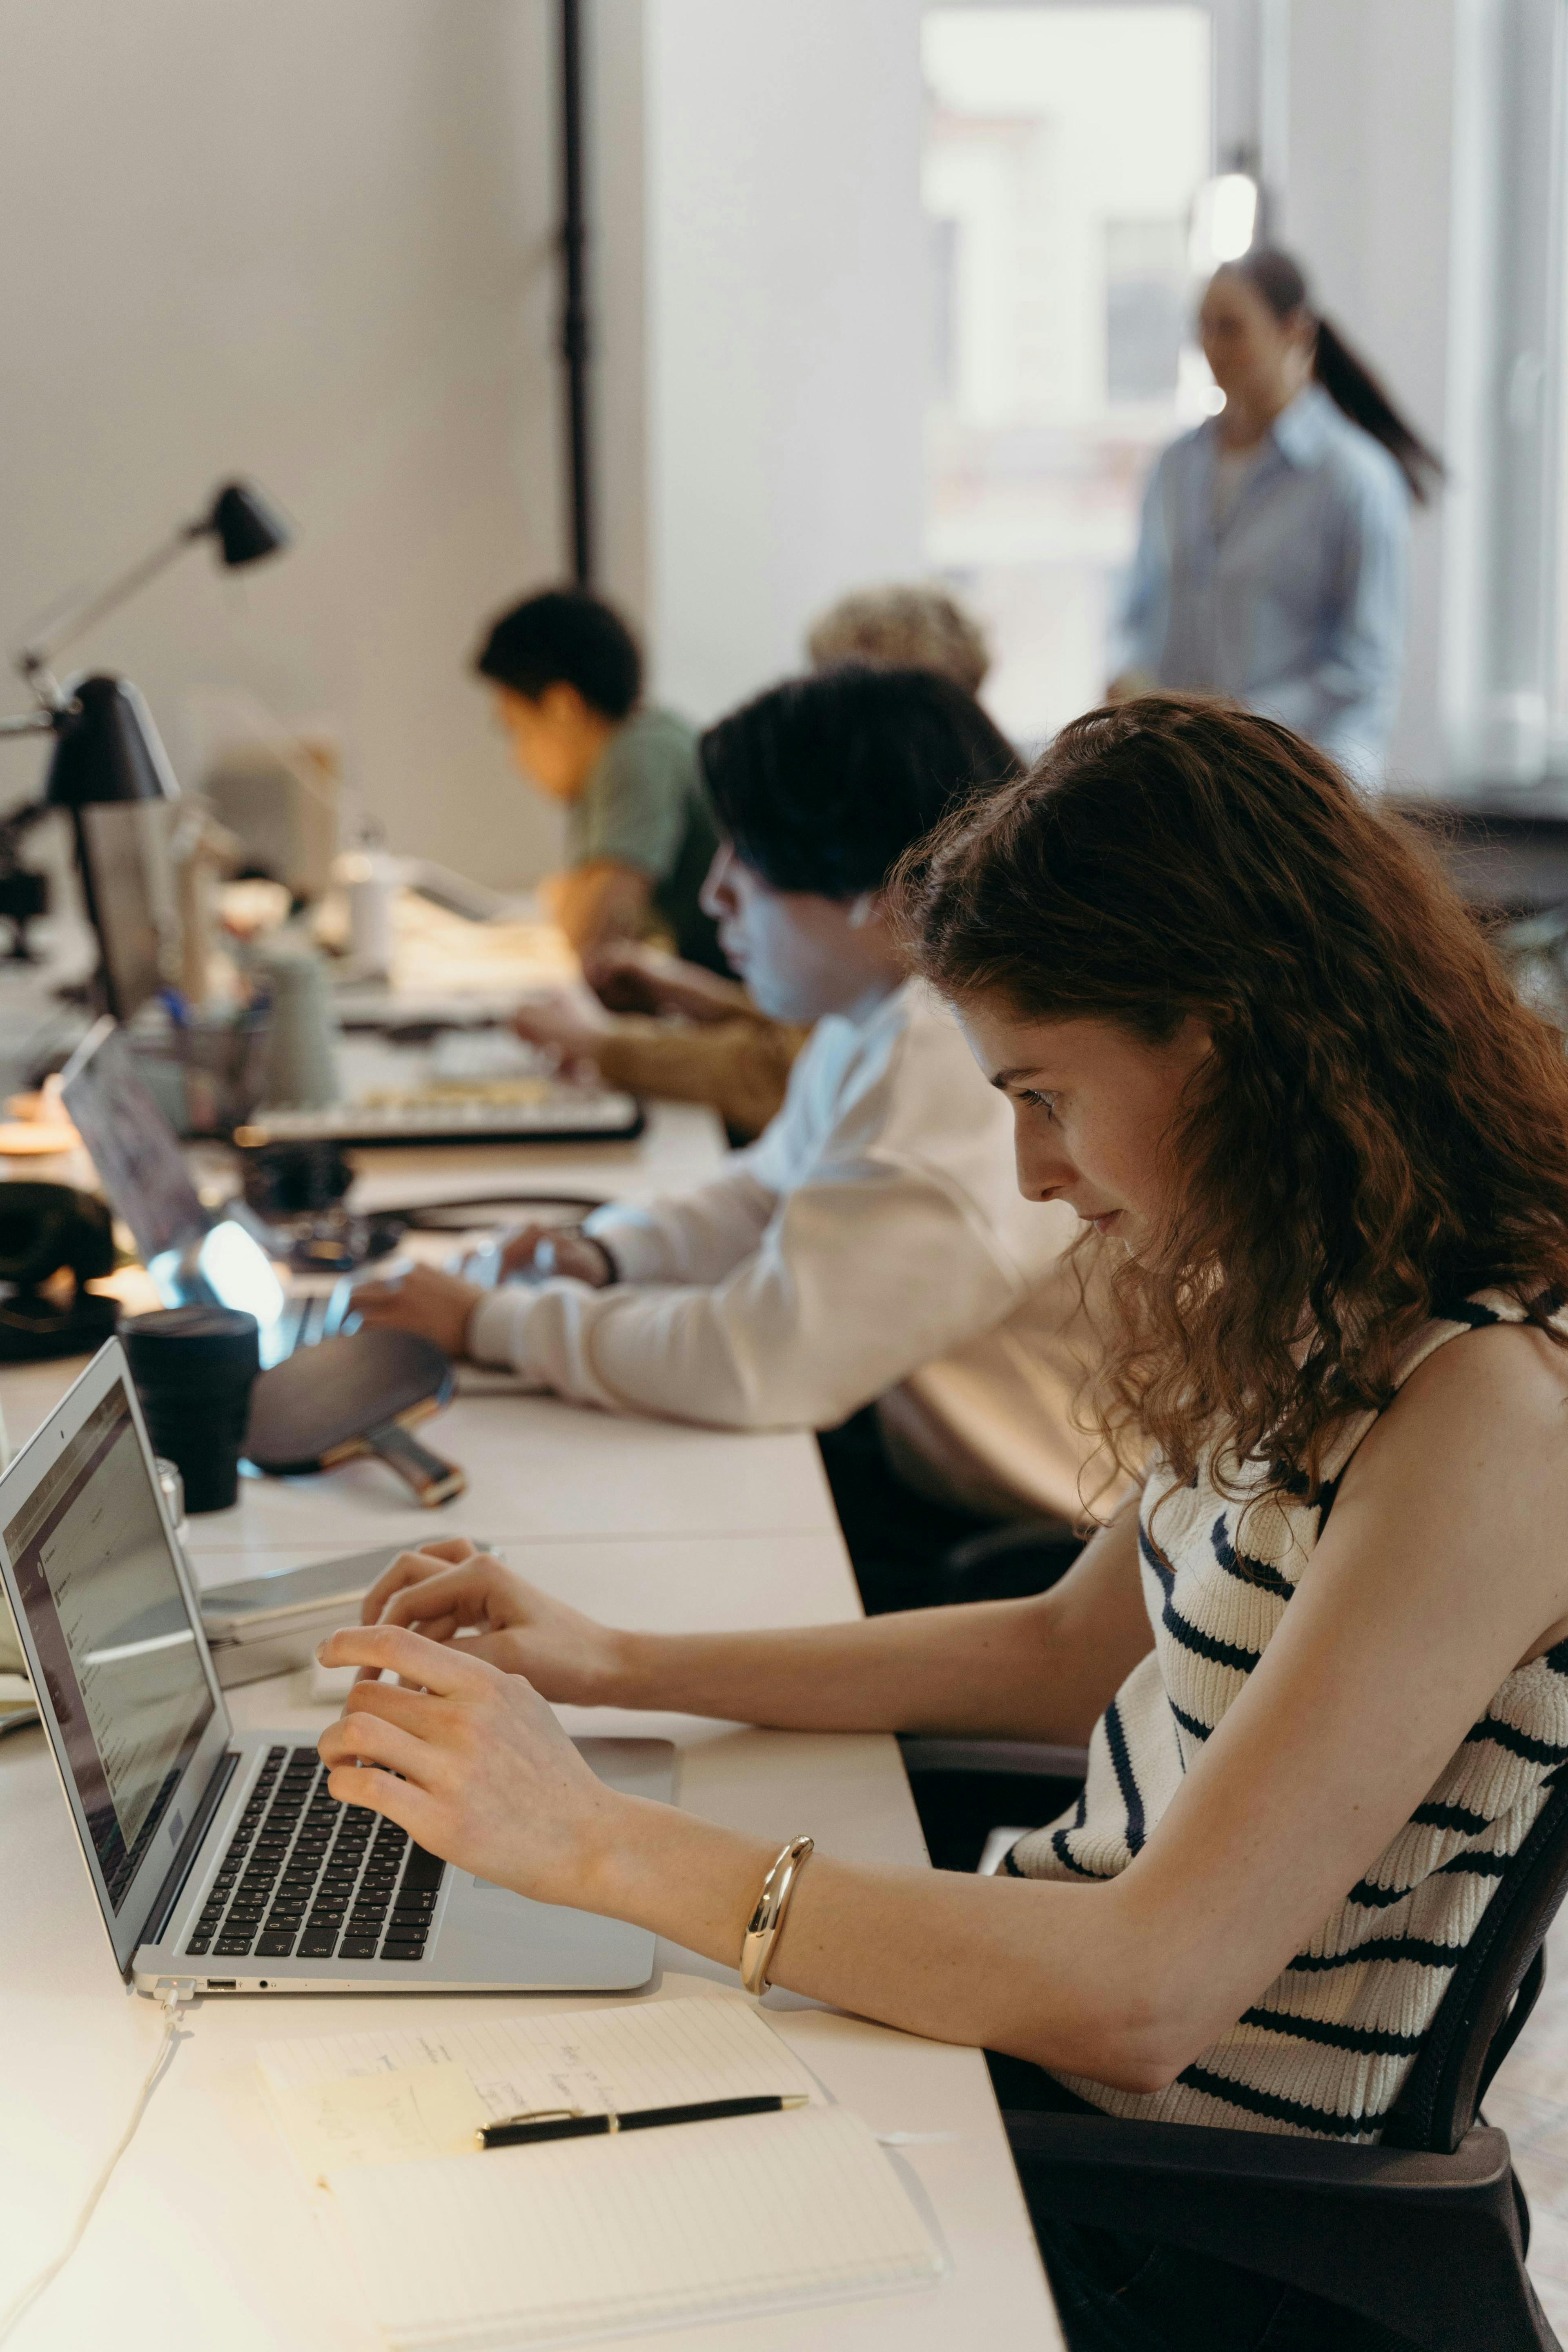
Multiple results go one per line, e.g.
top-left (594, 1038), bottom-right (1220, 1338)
top-left (698, 666), bottom-right (1018, 900)
top-left (474, 588), bottom-right (642, 720)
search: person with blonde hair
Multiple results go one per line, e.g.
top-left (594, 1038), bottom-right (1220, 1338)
top-left (806, 580), bottom-right (991, 696)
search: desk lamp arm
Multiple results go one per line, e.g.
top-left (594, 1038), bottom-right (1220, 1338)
top-left (13, 477), bottom-right (290, 713)
top-left (16, 525), bottom-right (204, 712)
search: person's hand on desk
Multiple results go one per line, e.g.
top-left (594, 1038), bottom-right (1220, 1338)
top-left (355, 1536), bottom-right (623, 1702)
top-left (352, 1263), bottom-right (485, 1357)
top-left (582, 940), bottom-right (751, 1025)
top-left (510, 987), bottom-right (612, 1067)
top-left (491, 1223), bottom-right (615, 1284)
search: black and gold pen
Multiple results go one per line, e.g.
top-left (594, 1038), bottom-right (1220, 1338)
top-left (476, 2093), bottom-right (810, 2150)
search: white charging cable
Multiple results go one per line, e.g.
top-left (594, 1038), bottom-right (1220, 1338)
top-left (0, 1984), bottom-right (194, 2345)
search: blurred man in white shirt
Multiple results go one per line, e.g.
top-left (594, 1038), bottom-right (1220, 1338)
top-left (355, 668), bottom-right (1109, 1608)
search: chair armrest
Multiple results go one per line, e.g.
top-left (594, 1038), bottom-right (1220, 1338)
top-left (1004, 2107), bottom-right (1512, 2197)
top-left (898, 1736), bottom-right (1090, 1781)
top-left (1003, 2113), bottom-right (1532, 2352)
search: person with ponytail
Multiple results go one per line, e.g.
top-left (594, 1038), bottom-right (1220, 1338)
top-left (1111, 246), bottom-right (1443, 784)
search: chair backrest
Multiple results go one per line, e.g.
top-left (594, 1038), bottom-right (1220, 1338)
top-left (1384, 1764), bottom-right (1568, 2154)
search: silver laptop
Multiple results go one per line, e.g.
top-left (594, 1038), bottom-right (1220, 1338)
top-left (0, 1338), bottom-right (672, 1998)
top-left (59, 1016), bottom-right (350, 1365)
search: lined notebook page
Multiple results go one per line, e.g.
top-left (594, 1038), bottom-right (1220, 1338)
top-left (329, 2105), bottom-right (945, 2351)
top-left (258, 1996), bottom-right (823, 2140)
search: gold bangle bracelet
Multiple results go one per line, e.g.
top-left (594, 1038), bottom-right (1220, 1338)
top-left (739, 1834), bottom-right (815, 1996)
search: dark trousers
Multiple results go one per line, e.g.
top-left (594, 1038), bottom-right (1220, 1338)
top-left (816, 1404), bottom-right (999, 1615)
top-left (987, 2057), bottom-right (1417, 2352)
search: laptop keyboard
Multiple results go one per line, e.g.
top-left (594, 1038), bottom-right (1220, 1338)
top-left (183, 1745), bottom-right (445, 1966)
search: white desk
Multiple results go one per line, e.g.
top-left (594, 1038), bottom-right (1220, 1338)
top-left (0, 1102), bottom-right (1061, 2350)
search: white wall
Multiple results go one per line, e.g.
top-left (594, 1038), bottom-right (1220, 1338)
top-left (588, 0), bottom-right (652, 629)
top-left (1277, 0), bottom-right (1458, 790)
top-left (0, 0), bottom-right (1474, 856)
top-left (0, 0), bottom-right (593, 885)
top-left (644, 0), bottom-right (929, 721)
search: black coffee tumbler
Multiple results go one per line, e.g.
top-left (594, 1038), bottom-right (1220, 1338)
top-left (123, 1305), bottom-right (261, 1514)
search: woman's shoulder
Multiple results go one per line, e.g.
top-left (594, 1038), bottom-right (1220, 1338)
top-left (1312, 403), bottom-right (1410, 510)
top-left (1356, 1294), bottom-right (1568, 1487)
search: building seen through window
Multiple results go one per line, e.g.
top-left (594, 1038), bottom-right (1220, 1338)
top-left (923, 5), bottom-right (1216, 745)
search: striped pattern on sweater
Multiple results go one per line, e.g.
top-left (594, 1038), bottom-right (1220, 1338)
top-left (1007, 1288), bottom-right (1568, 2141)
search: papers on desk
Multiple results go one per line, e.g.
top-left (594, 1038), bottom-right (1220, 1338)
top-left (258, 1995), bottom-right (946, 2350)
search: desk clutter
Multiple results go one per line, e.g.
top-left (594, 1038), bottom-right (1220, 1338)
top-left (245, 1326), bottom-right (465, 1506)
top-left (199, 1542), bottom-right (404, 1686)
top-left (258, 1996), bottom-right (946, 2349)
top-left (33, 1013), bottom-right (624, 1510)
top-left (0, 1178), bottom-right (116, 1361)
top-left (124, 1301), bottom-right (260, 1511)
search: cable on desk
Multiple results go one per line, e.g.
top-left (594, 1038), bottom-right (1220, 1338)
top-left (0, 1984), bottom-right (194, 2345)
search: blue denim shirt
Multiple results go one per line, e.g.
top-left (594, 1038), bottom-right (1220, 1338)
top-left (1113, 385), bottom-right (1410, 782)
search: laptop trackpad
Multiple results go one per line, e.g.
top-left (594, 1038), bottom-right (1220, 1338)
top-left (441, 1869), bottom-right (655, 1987)
top-left (436, 1737), bottom-right (673, 1989)
top-left (571, 1736), bottom-right (677, 1806)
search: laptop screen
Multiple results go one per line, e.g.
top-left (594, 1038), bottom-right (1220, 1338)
top-left (76, 800), bottom-right (172, 1025)
top-left (2, 1377), bottom-right (214, 1913)
top-left (60, 1018), bottom-right (205, 1266)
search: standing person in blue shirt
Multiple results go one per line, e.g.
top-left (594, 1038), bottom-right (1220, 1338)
top-left (1111, 246), bottom-right (1443, 784)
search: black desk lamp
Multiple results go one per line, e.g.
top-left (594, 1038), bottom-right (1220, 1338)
top-left (0, 479), bottom-right (290, 970)
top-left (15, 478), bottom-right (290, 709)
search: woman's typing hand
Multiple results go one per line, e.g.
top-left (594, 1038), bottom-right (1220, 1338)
top-left (316, 1623), bottom-right (628, 1911)
top-left (355, 1536), bottom-right (627, 1706)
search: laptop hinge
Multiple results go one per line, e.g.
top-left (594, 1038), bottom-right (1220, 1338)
top-left (141, 1748), bottom-right (239, 1956)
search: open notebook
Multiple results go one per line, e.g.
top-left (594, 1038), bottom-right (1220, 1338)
top-left (258, 1996), bottom-right (946, 2350)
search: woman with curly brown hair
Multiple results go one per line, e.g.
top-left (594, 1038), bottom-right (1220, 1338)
top-left (315, 697), bottom-right (1568, 2350)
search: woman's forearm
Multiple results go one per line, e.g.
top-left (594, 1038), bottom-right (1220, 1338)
top-left (600, 1506), bottom-right (1150, 1743)
top-left (586, 1795), bottom-right (1168, 2091)
top-left (604, 1594), bottom-right (1106, 1744)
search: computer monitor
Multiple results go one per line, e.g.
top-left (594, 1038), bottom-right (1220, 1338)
top-left (75, 801), bottom-right (169, 1023)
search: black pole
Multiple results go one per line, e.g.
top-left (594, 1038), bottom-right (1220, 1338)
top-left (560, 0), bottom-right (592, 587)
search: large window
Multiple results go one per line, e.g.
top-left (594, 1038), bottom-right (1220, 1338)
top-left (923, 5), bottom-right (1215, 744)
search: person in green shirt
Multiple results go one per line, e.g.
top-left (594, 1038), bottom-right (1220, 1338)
top-left (475, 588), bottom-right (725, 971)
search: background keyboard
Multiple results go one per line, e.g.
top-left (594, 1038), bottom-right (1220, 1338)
top-left (184, 1744), bottom-right (445, 1965)
top-left (236, 1090), bottom-right (641, 1147)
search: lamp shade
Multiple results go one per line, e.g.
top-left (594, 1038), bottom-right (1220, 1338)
top-left (44, 675), bottom-right (179, 810)
top-left (203, 481), bottom-right (290, 569)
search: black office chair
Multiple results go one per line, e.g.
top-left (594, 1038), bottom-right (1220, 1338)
top-left (910, 1528), bottom-right (1089, 1873)
top-left (936, 1518), bottom-right (1086, 1604)
top-left (899, 1742), bottom-right (1568, 2352)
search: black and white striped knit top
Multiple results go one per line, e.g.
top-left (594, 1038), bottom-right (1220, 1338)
top-left (1007, 1288), bottom-right (1568, 2142)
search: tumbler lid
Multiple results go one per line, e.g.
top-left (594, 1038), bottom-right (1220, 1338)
top-left (123, 1306), bottom-right (260, 1376)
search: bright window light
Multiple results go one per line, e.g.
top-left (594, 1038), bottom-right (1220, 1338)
top-left (1190, 173), bottom-right (1258, 274)
top-left (922, 4), bottom-right (1212, 742)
